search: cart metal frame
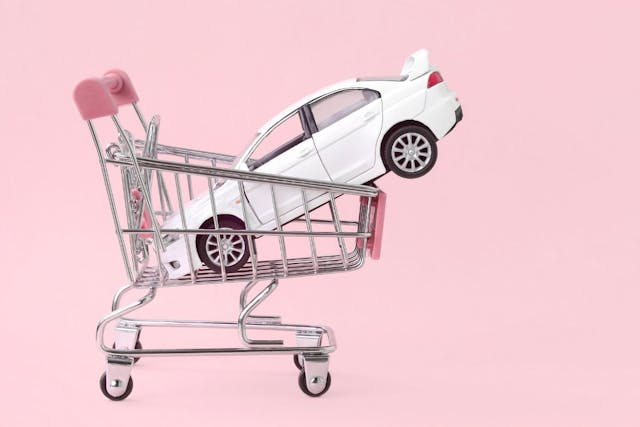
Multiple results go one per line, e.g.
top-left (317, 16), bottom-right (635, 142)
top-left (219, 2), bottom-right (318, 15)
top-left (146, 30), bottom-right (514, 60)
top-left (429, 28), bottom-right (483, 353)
top-left (75, 70), bottom-right (385, 400)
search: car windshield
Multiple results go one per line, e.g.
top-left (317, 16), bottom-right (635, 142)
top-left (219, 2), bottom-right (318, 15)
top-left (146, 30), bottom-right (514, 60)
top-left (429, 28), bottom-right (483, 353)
top-left (242, 112), bottom-right (305, 171)
top-left (231, 133), bottom-right (261, 170)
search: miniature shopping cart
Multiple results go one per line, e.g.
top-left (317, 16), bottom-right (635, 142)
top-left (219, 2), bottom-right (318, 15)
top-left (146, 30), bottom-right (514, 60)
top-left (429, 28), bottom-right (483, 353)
top-left (74, 70), bottom-right (386, 400)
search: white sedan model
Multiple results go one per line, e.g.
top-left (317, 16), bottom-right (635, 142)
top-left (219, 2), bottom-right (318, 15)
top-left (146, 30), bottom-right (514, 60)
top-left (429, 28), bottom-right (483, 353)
top-left (162, 49), bottom-right (462, 278)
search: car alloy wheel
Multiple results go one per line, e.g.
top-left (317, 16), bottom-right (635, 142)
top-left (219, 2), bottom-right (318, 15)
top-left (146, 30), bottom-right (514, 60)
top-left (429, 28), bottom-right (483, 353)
top-left (382, 125), bottom-right (438, 179)
top-left (205, 228), bottom-right (246, 268)
top-left (196, 217), bottom-right (251, 273)
top-left (391, 132), bottom-right (432, 173)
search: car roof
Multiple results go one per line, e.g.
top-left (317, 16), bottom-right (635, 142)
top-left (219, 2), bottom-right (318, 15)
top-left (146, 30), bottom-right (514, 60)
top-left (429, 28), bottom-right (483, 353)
top-left (257, 78), bottom-right (381, 133)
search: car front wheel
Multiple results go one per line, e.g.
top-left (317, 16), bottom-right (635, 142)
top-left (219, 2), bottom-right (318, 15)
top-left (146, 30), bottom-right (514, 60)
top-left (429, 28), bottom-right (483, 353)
top-left (196, 217), bottom-right (251, 273)
top-left (382, 125), bottom-right (438, 179)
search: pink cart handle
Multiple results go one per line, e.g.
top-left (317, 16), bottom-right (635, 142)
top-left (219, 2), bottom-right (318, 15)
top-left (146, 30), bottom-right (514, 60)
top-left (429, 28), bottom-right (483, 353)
top-left (103, 69), bottom-right (139, 106)
top-left (368, 191), bottom-right (386, 260)
top-left (73, 69), bottom-right (139, 120)
top-left (357, 191), bottom-right (387, 260)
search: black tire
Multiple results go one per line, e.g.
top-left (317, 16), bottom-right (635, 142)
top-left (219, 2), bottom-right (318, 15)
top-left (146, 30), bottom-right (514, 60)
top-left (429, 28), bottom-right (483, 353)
top-left (196, 217), bottom-right (251, 273)
top-left (99, 372), bottom-right (133, 401)
top-left (298, 371), bottom-right (332, 397)
top-left (382, 125), bottom-right (438, 179)
top-left (112, 340), bottom-right (142, 364)
top-left (293, 354), bottom-right (304, 370)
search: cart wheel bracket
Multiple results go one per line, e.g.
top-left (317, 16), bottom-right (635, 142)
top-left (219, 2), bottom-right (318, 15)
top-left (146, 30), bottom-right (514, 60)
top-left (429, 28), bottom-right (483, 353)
top-left (103, 356), bottom-right (134, 399)
top-left (300, 353), bottom-right (330, 396)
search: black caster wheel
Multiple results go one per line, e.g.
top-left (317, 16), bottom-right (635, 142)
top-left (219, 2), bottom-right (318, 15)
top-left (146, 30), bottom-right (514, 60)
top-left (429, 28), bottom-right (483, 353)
top-left (298, 371), bottom-right (331, 397)
top-left (99, 372), bottom-right (133, 401)
top-left (293, 354), bottom-right (304, 370)
top-left (112, 341), bottom-right (143, 363)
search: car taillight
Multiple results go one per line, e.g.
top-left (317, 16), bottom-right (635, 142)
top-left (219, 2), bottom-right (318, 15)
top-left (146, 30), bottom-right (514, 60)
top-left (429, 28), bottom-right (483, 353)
top-left (427, 71), bottom-right (443, 88)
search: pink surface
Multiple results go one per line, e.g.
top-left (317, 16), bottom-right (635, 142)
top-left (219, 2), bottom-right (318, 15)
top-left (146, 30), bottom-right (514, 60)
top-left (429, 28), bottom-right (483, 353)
top-left (2, 1), bottom-right (640, 426)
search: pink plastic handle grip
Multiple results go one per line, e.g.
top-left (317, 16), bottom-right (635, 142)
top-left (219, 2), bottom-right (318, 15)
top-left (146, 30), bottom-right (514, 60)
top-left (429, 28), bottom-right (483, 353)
top-left (73, 78), bottom-right (117, 120)
top-left (103, 69), bottom-right (139, 106)
top-left (73, 69), bottom-right (139, 120)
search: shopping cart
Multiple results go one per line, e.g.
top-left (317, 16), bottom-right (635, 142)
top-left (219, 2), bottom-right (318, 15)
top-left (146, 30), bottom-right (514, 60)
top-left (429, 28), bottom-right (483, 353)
top-left (74, 70), bottom-right (387, 400)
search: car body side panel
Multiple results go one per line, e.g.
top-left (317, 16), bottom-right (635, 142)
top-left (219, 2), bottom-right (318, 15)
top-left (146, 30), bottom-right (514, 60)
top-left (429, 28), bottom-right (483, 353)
top-left (161, 59), bottom-right (462, 279)
top-left (377, 74), bottom-right (429, 134)
top-left (245, 137), bottom-right (331, 224)
top-left (415, 80), bottom-right (459, 139)
top-left (248, 190), bottom-right (335, 235)
top-left (312, 98), bottom-right (383, 182)
top-left (160, 181), bottom-right (258, 278)
top-left (343, 72), bottom-right (460, 185)
top-left (337, 75), bottom-right (429, 184)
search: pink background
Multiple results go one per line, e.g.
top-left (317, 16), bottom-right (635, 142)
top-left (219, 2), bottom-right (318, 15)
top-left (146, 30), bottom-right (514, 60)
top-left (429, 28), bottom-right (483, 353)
top-left (2, 0), bottom-right (639, 425)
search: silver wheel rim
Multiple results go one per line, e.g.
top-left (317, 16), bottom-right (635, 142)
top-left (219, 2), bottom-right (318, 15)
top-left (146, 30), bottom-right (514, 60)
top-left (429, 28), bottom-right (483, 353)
top-left (390, 132), bottom-right (432, 173)
top-left (205, 228), bottom-right (245, 267)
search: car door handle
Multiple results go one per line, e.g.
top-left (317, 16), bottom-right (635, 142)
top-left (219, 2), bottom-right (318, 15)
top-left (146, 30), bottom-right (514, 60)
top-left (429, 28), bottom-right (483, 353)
top-left (298, 147), bottom-right (314, 158)
top-left (363, 110), bottom-right (379, 121)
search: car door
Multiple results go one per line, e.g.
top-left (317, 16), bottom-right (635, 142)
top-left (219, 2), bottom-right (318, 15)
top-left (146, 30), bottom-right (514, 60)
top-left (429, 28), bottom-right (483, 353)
top-left (243, 110), bottom-right (331, 224)
top-left (309, 89), bottom-right (383, 183)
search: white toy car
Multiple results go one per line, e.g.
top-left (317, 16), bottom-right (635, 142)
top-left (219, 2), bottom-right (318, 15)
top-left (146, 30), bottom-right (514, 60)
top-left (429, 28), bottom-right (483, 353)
top-left (161, 49), bottom-right (462, 278)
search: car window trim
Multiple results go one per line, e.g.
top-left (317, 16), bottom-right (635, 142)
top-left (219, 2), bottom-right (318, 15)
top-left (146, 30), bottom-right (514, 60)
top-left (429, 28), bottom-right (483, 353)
top-left (301, 104), bottom-right (317, 135)
top-left (250, 133), bottom-right (307, 171)
top-left (249, 109), bottom-right (311, 170)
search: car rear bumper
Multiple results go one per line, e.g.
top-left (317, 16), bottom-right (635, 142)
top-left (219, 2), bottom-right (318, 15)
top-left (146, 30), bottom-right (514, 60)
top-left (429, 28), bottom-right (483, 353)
top-left (414, 85), bottom-right (461, 139)
top-left (445, 105), bottom-right (463, 136)
top-left (160, 236), bottom-right (195, 279)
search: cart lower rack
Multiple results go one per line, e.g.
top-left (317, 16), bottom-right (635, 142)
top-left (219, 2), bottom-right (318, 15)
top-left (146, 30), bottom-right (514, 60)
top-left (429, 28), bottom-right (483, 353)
top-left (75, 70), bottom-right (386, 400)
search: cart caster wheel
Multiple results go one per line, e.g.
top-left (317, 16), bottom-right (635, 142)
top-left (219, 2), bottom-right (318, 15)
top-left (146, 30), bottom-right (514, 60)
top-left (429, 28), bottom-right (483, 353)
top-left (293, 354), bottom-right (304, 370)
top-left (298, 371), bottom-right (331, 397)
top-left (112, 341), bottom-right (143, 363)
top-left (99, 372), bottom-right (133, 401)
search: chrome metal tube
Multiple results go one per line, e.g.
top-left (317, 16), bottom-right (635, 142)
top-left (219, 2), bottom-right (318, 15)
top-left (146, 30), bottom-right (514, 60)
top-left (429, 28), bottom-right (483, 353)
top-left (237, 181), bottom-right (257, 278)
top-left (175, 173), bottom-right (196, 282)
top-left (96, 288), bottom-right (157, 353)
top-left (329, 192), bottom-right (348, 269)
top-left (106, 157), bottom-right (378, 197)
top-left (238, 279), bottom-right (283, 346)
top-left (121, 167), bottom-right (139, 276)
top-left (207, 177), bottom-right (226, 281)
top-left (121, 228), bottom-right (371, 238)
top-left (112, 115), bottom-right (165, 252)
top-left (301, 189), bottom-right (319, 272)
top-left (88, 120), bottom-right (134, 282)
top-left (270, 184), bottom-right (288, 276)
top-left (111, 284), bottom-right (135, 311)
top-left (184, 154), bottom-right (193, 200)
top-left (131, 102), bottom-right (147, 132)
top-left (156, 144), bottom-right (236, 164)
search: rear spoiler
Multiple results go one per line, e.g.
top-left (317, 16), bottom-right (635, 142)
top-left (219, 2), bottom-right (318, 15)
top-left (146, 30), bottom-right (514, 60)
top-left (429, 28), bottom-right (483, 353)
top-left (400, 49), bottom-right (430, 80)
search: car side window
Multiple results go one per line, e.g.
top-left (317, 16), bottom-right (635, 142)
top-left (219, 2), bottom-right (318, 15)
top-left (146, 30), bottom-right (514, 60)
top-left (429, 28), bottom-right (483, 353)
top-left (249, 111), bottom-right (306, 170)
top-left (310, 89), bottom-right (379, 132)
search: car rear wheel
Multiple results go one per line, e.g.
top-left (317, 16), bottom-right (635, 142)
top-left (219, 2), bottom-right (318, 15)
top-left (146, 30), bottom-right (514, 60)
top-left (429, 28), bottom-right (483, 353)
top-left (196, 217), bottom-right (251, 273)
top-left (382, 125), bottom-right (437, 179)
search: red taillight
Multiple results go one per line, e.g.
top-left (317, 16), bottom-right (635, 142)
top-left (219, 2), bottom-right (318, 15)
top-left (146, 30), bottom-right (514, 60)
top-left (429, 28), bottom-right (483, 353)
top-left (427, 71), bottom-right (443, 88)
